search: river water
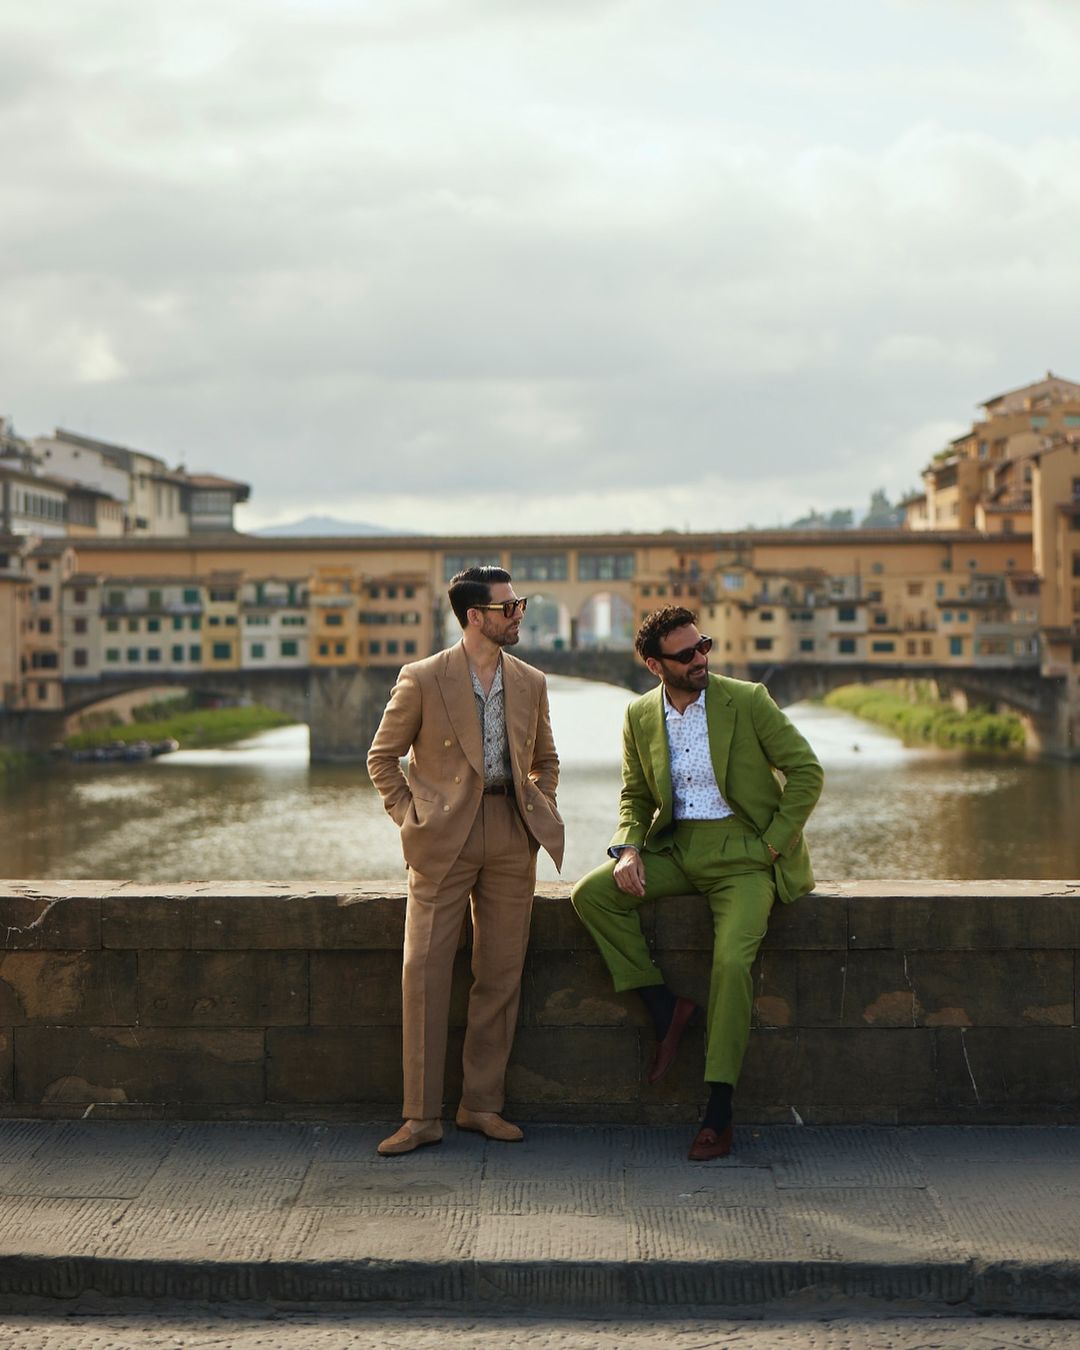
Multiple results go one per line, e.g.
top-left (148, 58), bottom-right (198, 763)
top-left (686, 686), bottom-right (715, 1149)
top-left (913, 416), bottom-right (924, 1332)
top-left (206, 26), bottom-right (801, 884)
top-left (2, 676), bottom-right (1078, 883)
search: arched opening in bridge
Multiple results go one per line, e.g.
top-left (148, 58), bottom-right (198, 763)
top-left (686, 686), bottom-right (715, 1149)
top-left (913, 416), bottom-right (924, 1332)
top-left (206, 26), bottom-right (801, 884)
top-left (517, 594), bottom-right (571, 650)
top-left (577, 592), bottom-right (635, 649)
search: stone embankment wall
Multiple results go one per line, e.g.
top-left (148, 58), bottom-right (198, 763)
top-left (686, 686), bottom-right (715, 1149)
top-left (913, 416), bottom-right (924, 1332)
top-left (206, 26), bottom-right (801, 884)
top-left (1, 880), bottom-right (1078, 1124)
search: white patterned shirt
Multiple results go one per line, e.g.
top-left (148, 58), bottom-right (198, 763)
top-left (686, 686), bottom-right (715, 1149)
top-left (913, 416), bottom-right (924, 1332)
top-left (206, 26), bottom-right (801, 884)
top-left (663, 689), bottom-right (733, 821)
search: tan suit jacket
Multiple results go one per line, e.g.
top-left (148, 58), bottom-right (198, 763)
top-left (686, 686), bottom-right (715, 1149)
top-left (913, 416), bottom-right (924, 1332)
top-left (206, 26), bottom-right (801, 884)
top-left (367, 642), bottom-right (565, 884)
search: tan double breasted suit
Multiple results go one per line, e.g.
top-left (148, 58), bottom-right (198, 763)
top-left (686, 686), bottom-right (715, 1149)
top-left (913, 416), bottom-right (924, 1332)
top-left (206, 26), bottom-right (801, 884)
top-left (367, 641), bottom-right (564, 1119)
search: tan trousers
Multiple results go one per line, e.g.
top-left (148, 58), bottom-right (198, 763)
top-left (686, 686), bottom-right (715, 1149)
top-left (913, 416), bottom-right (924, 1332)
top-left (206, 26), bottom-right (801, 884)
top-left (401, 795), bottom-right (537, 1120)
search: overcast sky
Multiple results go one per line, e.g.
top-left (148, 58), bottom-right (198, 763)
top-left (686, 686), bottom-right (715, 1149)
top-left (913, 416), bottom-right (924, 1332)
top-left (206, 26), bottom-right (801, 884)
top-left (2, 0), bottom-right (1078, 534)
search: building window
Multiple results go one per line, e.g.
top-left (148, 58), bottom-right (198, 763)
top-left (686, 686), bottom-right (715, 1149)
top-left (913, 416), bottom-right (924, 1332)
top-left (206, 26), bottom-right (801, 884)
top-left (74, 617), bottom-right (87, 634)
top-left (387, 640), bottom-right (399, 655)
top-left (212, 642), bottom-right (231, 659)
top-left (105, 619), bottom-right (119, 633)
top-left (209, 616), bottom-right (220, 626)
top-left (171, 645), bottom-right (184, 662)
top-left (873, 612), bottom-right (887, 626)
top-left (443, 554), bottom-right (501, 582)
top-left (871, 640), bottom-right (895, 653)
top-left (147, 617), bottom-right (160, 632)
top-left (251, 643), bottom-right (265, 659)
top-left (511, 553), bottom-right (569, 582)
top-left (404, 585), bottom-right (415, 599)
top-left (759, 610), bottom-right (773, 622)
top-left (281, 640), bottom-right (298, 657)
top-left (836, 605), bottom-right (856, 622)
top-left (838, 638), bottom-right (857, 655)
top-left (906, 640), bottom-right (916, 656)
top-left (36, 586), bottom-right (51, 602)
top-left (799, 638), bottom-right (814, 652)
top-left (73, 588), bottom-right (87, 604)
top-left (105, 648), bottom-right (120, 663)
top-left (38, 618), bottom-right (52, 634)
top-left (335, 642), bottom-right (346, 655)
top-left (191, 615), bottom-right (201, 630)
top-left (369, 640), bottom-right (381, 655)
top-left (128, 618), bottom-right (139, 633)
top-left (209, 587), bottom-right (236, 602)
top-left (942, 611), bottom-right (952, 622)
top-left (107, 591), bottom-right (124, 608)
top-left (405, 640), bottom-right (417, 654)
top-left (949, 636), bottom-right (964, 656)
top-left (319, 643), bottom-right (329, 656)
top-left (73, 649), bottom-right (88, 668)
top-left (127, 648), bottom-right (140, 663)
top-left (147, 648), bottom-right (161, 663)
top-left (173, 616), bottom-right (184, 631)
top-left (958, 611), bottom-right (968, 623)
top-left (183, 588), bottom-right (200, 603)
top-left (148, 590), bottom-right (162, 609)
top-left (907, 582), bottom-right (923, 596)
top-left (189, 644), bottom-right (201, 661)
top-left (578, 552), bottom-right (634, 581)
top-left (325, 612), bottom-right (344, 626)
top-left (753, 637), bottom-right (773, 652)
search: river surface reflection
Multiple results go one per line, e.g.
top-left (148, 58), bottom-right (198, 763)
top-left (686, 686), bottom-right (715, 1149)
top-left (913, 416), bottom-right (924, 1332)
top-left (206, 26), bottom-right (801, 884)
top-left (2, 676), bottom-right (1078, 882)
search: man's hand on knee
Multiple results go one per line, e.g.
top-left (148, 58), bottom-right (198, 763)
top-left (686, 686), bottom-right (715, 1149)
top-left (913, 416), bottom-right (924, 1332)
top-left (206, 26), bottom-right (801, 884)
top-left (613, 847), bottom-right (646, 896)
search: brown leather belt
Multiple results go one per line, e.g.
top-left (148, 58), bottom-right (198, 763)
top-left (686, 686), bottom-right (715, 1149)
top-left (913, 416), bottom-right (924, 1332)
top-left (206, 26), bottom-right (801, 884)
top-left (483, 784), bottom-right (514, 796)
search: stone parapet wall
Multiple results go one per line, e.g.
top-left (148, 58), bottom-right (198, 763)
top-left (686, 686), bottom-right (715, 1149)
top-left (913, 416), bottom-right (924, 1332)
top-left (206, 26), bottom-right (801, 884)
top-left (1, 880), bottom-right (1078, 1124)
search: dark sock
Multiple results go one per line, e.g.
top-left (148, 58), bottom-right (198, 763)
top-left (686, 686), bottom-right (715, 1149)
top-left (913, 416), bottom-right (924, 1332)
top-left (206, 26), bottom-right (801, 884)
top-left (637, 985), bottom-right (677, 1040)
top-left (703, 1082), bottom-right (733, 1133)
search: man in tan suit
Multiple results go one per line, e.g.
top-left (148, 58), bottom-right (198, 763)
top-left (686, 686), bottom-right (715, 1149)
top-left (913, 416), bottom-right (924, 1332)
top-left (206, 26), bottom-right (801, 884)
top-left (367, 566), bottom-right (564, 1156)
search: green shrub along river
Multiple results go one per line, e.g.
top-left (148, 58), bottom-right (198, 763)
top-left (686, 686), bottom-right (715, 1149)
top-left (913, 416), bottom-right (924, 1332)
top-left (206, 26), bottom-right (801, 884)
top-left (63, 704), bottom-right (294, 753)
top-left (823, 684), bottom-right (1026, 750)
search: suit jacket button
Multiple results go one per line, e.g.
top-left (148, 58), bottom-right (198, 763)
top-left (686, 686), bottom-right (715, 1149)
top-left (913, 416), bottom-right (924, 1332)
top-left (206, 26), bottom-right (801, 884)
top-left (525, 803), bottom-right (534, 812)
top-left (443, 738), bottom-right (452, 747)
top-left (454, 775), bottom-right (461, 783)
top-left (442, 804), bottom-right (451, 813)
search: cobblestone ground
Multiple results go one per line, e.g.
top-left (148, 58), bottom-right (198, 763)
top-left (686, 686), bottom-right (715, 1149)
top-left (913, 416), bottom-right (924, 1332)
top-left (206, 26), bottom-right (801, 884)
top-left (2, 1314), bottom-right (1080, 1349)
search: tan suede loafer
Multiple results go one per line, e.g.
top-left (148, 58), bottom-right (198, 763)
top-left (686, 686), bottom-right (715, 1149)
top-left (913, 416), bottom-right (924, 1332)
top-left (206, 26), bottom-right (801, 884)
top-left (377, 1119), bottom-right (443, 1156)
top-left (455, 1108), bottom-right (524, 1142)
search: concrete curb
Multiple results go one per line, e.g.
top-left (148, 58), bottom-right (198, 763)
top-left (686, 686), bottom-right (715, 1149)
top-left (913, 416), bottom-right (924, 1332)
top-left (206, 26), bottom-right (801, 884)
top-left (1, 1255), bottom-right (1079, 1317)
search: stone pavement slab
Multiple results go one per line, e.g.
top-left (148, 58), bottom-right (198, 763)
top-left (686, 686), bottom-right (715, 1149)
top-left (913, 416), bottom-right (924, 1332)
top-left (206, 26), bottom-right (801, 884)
top-left (0, 1121), bottom-right (1079, 1315)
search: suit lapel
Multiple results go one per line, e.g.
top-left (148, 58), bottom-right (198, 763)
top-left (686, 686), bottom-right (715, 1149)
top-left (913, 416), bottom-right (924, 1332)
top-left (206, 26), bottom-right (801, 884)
top-left (640, 686), bottom-right (673, 809)
top-left (501, 654), bottom-right (530, 782)
top-left (705, 675), bottom-right (736, 794)
top-left (436, 642), bottom-right (484, 778)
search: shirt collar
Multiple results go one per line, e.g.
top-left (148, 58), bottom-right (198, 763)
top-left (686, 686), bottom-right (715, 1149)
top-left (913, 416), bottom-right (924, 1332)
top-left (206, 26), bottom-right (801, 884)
top-left (663, 687), bottom-right (705, 719)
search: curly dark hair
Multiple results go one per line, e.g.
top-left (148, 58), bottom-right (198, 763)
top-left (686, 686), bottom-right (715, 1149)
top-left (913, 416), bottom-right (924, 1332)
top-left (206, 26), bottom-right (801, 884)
top-left (635, 605), bottom-right (699, 660)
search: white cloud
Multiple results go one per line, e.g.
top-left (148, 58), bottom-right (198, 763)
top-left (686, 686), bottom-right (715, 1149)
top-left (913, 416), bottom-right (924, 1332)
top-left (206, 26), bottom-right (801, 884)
top-left (2, 0), bottom-right (1079, 526)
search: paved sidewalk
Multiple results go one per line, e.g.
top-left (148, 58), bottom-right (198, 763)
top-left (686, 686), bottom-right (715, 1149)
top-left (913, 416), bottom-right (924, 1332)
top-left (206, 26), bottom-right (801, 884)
top-left (1, 1121), bottom-right (1079, 1316)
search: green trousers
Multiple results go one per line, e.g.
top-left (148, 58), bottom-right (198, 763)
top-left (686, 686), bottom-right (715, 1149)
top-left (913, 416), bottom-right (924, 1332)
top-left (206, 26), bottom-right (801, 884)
top-left (571, 817), bottom-right (775, 1086)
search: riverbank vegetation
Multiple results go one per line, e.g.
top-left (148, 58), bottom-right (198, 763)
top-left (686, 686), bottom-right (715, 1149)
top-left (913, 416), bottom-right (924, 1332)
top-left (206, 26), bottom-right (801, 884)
top-left (64, 704), bottom-right (295, 753)
top-left (0, 747), bottom-right (32, 777)
top-left (823, 683), bottom-right (1026, 750)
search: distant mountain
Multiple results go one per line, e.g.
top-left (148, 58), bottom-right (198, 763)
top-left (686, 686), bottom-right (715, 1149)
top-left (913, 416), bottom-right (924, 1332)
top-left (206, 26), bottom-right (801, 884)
top-left (252, 515), bottom-right (415, 537)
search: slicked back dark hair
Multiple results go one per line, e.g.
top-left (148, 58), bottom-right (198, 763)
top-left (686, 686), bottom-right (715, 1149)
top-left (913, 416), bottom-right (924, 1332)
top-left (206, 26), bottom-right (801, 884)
top-left (635, 605), bottom-right (699, 660)
top-left (448, 566), bottom-right (512, 628)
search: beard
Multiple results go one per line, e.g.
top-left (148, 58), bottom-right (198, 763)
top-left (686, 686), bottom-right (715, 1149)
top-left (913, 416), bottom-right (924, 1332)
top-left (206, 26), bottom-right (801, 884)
top-left (481, 615), bottom-right (521, 647)
top-left (663, 663), bottom-right (708, 695)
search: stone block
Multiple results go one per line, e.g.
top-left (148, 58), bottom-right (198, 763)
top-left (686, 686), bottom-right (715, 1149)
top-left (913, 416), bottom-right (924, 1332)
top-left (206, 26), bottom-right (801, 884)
top-left (910, 951), bottom-right (1074, 1028)
top-left (797, 951), bottom-right (914, 1028)
top-left (934, 1027), bottom-right (1080, 1107)
top-left (847, 894), bottom-right (1080, 951)
top-left (507, 1028), bottom-right (642, 1105)
top-left (0, 1028), bottom-right (11, 1103)
top-left (0, 952), bottom-right (138, 1025)
top-left (764, 894), bottom-right (849, 950)
top-left (0, 893), bottom-right (100, 951)
top-left (771, 1028), bottom-right (938, 1112)
top-left (138, 952), bottom-right (309, 1027)
top-left (520, 950), bottom-right (645, 1027)
top-left (187, 892), bottom-right (407, 950)
top-left (14, 1027), bottom-right (266, 1106)
top-left (102, 895), bottom-right (194, 949)
top-left (530, 893), bottom-right (619, 951)
top-left (748, 949), bottom-right (797, 1029)
top-left (267, 1026), bottom-right (402, 1104)
top-left (309, 950), bottom-right (471, 1027)
top-left (737, 1029), bottom-right (803, 1111)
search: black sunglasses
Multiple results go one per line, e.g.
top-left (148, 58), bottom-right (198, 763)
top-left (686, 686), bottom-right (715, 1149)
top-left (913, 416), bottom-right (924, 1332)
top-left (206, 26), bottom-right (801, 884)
top-left (472, 597), bottom-right (528, 619)
top-left (657, 635), bottom-right (713, 665)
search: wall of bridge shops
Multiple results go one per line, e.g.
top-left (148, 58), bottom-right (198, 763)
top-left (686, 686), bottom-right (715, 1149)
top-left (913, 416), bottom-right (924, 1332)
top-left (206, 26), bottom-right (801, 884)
top-left (2, 879), bottom-right (1078, 1125)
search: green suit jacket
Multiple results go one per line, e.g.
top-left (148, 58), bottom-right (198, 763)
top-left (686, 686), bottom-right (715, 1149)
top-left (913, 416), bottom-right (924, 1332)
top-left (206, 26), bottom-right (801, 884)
top-left (610, 675), bottom-right (824, 903)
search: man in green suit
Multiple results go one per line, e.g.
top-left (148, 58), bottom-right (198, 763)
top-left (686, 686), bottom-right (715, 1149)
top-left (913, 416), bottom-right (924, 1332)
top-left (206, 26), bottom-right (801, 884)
top-left (572, 606), bottom-right (823, 1160)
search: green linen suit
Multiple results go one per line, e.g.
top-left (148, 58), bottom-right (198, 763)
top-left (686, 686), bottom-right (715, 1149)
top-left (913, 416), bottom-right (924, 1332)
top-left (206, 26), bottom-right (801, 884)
top-left (572, 674), bottom-right (823, 1084)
